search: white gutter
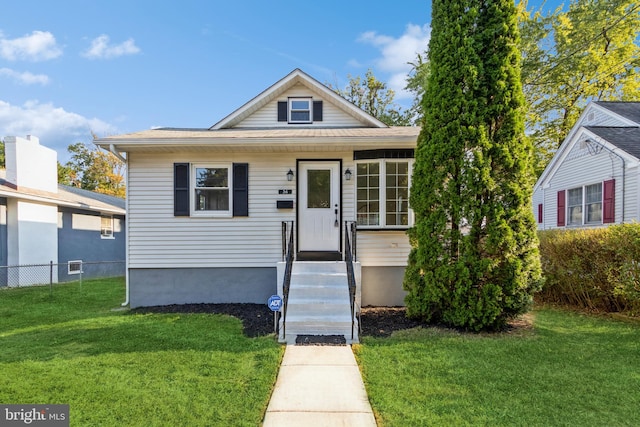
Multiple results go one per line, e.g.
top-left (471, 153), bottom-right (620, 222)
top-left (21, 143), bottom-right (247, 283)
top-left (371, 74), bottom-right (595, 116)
top-left (109, 144), bottom-right (127, 163)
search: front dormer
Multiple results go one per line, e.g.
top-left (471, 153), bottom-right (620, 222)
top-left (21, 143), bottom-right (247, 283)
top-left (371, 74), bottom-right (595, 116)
top-left (210, 69), bottom-right (387, 130)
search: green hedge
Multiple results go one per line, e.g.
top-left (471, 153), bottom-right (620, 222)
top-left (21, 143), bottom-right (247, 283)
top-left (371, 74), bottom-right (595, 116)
top-left (538, 224), bottom-right (640, 315)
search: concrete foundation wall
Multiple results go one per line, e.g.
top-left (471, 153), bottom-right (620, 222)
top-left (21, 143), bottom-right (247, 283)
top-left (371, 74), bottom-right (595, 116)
top-left (361, 266), bottom-right (407, 307)
top-left (128, 267), bottom-right (277, 308)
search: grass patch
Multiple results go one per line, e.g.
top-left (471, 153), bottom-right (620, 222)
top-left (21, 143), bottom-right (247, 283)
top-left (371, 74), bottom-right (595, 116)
top-left (0, 279), bottom-right (283, 426)
top-left (355, 309), bottom-right (640, 427)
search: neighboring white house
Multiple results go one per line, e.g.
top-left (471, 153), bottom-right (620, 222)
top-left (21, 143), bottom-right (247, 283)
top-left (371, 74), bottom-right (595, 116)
top-left (533, 101), bottom-right (640, 230)
top-left (96, 69), bottom-right (421, 309)
top-left (0, 135), bottom-right (126, 286)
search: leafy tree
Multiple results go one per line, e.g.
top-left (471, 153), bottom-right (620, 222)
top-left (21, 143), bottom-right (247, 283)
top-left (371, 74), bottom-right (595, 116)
top-left (518, 0), bottom-right (640, 172)
top-left (405, 53), bottom-right (431, 124)
top-left (403, 0), bottom-right (542, 331)
top-left (328, 69), bottom-right (413, 126)
top-left (61, 142), bottom-right (126, 198)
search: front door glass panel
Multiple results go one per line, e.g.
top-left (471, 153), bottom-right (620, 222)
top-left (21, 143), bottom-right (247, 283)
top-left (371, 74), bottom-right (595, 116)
top-left (307, 169), bottom-right (331, 208)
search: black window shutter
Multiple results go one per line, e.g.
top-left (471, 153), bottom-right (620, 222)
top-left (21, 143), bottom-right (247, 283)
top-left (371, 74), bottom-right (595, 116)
top-left (277, 101), bottom-right (287, 122)
top-left (233, 163), bottom-right (249, 216)
top-left (313, 100), bottom-right (323, 121)
top-left (174, 163), bottom-right (190, 216)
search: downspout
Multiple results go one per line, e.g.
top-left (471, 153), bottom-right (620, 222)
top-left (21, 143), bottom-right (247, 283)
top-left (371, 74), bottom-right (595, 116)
top-left (109, 144), bottom-right (127, 163)
top-left (541, 186), bottom-right (546, 230)
top-left (108, 144), bottom-right (130, 307)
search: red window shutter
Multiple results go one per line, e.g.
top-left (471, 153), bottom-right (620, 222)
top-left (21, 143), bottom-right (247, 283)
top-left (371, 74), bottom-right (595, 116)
top-left (538, 203), bottom-right (543, 224)
top-left (603, 179), bottom-right (615, 223)
top-left (557, 190), bottom-right (566, 227)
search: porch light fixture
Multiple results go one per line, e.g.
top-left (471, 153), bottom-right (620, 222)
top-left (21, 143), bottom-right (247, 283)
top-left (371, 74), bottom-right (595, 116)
top-left (287, 169), bottom-right (294, 181)
top-left (344, 168), bottom-right (352, 181)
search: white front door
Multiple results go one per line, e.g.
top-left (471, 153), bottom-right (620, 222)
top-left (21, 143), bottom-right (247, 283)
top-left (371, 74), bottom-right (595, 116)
top-left (298, 161), bottom-right (341, 252)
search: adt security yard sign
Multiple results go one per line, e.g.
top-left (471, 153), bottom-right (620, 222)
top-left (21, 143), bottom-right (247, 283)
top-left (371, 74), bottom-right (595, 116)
top-left (268, 295), bottom-right (282, 312)
top-left (267, 295), bottom-right (283, 335)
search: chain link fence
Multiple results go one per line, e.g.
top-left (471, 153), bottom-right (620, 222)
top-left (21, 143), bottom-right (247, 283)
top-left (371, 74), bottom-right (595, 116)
top-left (0, 261), bottom-right (125, 288)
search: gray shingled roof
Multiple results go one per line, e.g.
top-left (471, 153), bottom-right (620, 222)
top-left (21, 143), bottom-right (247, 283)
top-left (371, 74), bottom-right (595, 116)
top-left (595, 102), bottom-right (640, 124)
top-left (58, 184), bottom-right (125, 210)
top-left (0, 170), bottom-right (125, 214)
top-left (585, 126), bottom-right (640, 159)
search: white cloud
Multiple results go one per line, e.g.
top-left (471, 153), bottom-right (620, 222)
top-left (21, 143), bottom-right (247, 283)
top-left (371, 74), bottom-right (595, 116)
top-left (0, 30), bottom-right (62, 62)
top-left (357, 24), bottom-right (430, 99)
top-left (82, 35), bottom-right (141, 59)
top-left (0, 68), bottom-right (50, 85)
top-left (0, 100), bottom-right (117, 160)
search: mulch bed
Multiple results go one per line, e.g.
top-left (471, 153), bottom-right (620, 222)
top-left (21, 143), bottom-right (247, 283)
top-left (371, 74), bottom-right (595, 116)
top-left (133, 304), bottom-right (532, 338)
top-left (132, 304), bottom-right (424, 338)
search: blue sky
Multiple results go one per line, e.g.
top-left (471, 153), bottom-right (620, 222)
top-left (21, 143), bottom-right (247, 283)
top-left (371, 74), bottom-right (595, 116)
top-left (1, 0), bottom-right (563, 162)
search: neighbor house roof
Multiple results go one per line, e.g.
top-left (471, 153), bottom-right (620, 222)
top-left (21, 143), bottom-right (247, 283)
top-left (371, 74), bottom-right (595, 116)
top-left (585, 126), bottom-right (640, 159)
top-left (594, 101), bottom-right (640, 124)
top-left (535, 101), bottom-right (640, 191)
top-left (0, 169), bottom-right (125, 215)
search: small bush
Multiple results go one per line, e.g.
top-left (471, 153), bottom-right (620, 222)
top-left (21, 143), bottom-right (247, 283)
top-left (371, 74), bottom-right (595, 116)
top-left (538, 223), bottom-right (640, 315)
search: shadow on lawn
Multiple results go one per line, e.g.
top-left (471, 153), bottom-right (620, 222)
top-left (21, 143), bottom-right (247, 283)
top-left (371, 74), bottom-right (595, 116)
top-left (0, 310), bottom-right (277, 363)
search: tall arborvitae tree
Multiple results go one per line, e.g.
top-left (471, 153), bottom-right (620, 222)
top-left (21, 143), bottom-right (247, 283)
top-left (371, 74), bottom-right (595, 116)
top-left (403, 0), bottom-right (542, 331)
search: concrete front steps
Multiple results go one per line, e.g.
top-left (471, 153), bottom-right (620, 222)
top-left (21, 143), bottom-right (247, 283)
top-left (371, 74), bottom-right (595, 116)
top-left (279, 261), bottom-right (358, 344)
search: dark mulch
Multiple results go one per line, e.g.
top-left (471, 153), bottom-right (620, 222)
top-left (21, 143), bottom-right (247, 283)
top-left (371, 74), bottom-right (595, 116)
top-left (132, 304), bottom-right (422, 338)
top-left (133, 304), bottom-right (533, 338)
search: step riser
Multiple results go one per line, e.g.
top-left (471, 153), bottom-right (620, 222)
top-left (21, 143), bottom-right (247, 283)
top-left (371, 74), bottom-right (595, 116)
top-left (291, 262), bottom-right (346, 274)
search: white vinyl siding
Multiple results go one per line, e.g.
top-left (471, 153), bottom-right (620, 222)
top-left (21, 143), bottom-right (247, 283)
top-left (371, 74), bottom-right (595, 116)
top-left (540, 144), bottom-right (626, 229)
top-left (128, 151), bottom-right (408, 269)
top-left (356, 231), bottom-right (411, 267)
top-left (236, 84), bottom-right (362, 128)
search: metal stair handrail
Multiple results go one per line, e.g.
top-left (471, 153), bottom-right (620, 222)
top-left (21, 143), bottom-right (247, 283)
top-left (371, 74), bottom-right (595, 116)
top-left (344, 221), bottom-right (358, 341)
top-left (281, 221), bottom-right (295, 339)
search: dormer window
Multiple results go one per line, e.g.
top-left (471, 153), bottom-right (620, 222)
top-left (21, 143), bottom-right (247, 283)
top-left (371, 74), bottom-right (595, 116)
top-left (278, 99), bottom-right (323, 124)
top-left (289, 98), bottom-right (311, 123)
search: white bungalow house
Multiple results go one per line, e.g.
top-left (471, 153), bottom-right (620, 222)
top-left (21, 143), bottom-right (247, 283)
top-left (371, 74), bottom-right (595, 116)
top-left (533, 101), bottom-right (640, 230)
top-left (96, 69), bottom-right (420, 343)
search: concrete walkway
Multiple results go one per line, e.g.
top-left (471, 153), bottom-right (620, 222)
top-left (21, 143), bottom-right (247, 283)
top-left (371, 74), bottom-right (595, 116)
top-left (262, 345), bottom-right (377, 426)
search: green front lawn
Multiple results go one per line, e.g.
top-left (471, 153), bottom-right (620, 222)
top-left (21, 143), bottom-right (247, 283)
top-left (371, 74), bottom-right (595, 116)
top-left (355, 309), bottom-right (640, 427)
top-left (0, 279), bottom-right (283, 426)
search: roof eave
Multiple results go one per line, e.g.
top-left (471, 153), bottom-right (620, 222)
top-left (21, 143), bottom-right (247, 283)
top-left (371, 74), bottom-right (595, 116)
top-left (0, 189), bottom-right (125, 214)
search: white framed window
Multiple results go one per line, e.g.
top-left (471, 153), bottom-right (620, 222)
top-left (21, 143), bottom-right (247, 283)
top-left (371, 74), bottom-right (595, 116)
top-left (356, 160), bottom-right (412, 228)
top-left (192, 164), bottom-right (232, 217)
top-left (585, 183), bottom-right (603, 223)
top-left (101, 216), bottom-right (114, 238)
top-left (567, 183), bottom-right (603, 226)
top-left (289, 98), bottom-right (312, 123)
